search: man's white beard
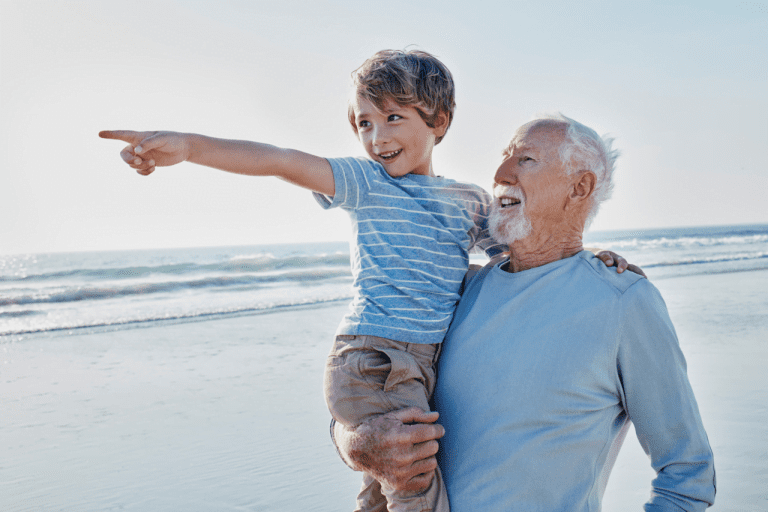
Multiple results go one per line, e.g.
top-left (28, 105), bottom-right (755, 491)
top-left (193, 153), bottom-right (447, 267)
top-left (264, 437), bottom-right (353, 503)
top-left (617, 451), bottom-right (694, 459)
top-left (489, 202), bottom-right (532, 244)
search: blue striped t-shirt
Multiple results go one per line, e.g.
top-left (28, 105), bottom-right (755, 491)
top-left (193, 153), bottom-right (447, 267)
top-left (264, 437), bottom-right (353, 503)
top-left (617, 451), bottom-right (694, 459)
top-left (314, 157), bottom-right (505, 344)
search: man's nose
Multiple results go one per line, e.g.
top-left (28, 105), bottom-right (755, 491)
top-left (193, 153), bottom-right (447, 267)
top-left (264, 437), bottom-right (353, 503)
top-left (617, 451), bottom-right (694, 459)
top-left (494, 159), bottom-right (516, 186)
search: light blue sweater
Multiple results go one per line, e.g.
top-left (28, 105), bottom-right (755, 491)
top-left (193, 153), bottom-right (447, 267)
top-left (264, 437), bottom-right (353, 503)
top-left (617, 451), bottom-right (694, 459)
top-left (434, 251), bottom-right (715, 511)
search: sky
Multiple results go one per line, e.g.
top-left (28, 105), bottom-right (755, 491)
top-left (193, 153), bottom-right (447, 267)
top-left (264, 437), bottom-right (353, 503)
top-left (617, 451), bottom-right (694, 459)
top-left (1, 0), bottom-right (766, 255)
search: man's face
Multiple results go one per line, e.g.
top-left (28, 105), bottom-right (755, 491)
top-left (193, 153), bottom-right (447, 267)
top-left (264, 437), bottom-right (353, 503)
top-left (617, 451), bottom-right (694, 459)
top-left (351, 95), bottom-right (442, 178)
top-left (489, 122), bottom-right (572, 245)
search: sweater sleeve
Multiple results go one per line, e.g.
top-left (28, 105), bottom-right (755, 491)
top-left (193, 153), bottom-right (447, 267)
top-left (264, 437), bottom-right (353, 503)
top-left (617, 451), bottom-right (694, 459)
top-left (616, 279), bottom-right (716, 511)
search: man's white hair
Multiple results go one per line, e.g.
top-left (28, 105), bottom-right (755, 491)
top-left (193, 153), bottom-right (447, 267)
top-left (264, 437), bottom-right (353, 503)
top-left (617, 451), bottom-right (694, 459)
top-left (534, 113), bottom-right (619, 228)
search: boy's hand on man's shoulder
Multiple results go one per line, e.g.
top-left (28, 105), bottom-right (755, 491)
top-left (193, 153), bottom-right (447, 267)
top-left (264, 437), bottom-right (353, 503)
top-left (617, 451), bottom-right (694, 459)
top-left (593, 250), bottom-right (647, 278)
top-left (99, 130), bottom-right (192, 175)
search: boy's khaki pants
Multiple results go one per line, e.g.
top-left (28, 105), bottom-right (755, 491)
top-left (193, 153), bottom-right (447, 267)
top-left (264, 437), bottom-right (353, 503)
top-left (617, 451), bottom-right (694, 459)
top-left (325, 334), bottom-right (450, 512)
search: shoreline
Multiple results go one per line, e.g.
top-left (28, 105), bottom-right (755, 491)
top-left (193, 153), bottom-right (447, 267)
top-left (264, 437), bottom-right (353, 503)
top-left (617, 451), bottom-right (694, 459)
top-left (1, 298), bottom-right (352, 341)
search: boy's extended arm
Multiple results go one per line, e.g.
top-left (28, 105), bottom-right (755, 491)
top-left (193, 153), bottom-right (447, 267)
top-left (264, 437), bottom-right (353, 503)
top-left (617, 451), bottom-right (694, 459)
top-left (98, 130), bottom-right (335, 196)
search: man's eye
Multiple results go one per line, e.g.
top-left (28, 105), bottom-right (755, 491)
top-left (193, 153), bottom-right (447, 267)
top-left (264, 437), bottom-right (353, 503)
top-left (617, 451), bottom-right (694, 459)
top-left (520, 156), bottom-right (533, 162)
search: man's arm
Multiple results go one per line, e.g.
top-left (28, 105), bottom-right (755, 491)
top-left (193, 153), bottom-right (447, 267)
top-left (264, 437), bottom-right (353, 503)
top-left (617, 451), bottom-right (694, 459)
top-left (333, 407), bottom-right (445, 494)
top-left (98, 130), bottom-right (335, 196)
top-left (618, 280), bottom-right (716, 510)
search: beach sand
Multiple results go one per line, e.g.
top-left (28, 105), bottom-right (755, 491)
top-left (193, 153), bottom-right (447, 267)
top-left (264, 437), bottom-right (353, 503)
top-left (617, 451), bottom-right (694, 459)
top-left (3, 270), bottom-right (767, 511)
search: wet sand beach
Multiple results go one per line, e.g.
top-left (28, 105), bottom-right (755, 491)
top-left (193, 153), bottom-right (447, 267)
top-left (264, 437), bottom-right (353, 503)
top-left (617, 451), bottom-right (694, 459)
top-left (2, 269), bottom-right (767, 511)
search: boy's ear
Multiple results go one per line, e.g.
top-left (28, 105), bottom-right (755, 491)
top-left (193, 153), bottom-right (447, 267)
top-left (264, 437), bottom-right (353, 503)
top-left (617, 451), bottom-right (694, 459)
top-left (433, 111), bottom-right (450, 138)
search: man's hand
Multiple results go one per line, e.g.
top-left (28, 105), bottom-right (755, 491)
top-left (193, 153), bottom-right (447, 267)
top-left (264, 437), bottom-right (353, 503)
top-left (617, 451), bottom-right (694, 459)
top-left (99, 130), bottom-right (192, 175)
top-left (595, 250), bottom-right (647, 278)
top-left (335, 407), bottom-right (445, 494)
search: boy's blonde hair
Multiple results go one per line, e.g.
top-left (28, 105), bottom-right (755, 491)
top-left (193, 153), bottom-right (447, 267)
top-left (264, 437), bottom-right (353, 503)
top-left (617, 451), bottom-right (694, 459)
top-left (348, 49), bottom-right (456, 145)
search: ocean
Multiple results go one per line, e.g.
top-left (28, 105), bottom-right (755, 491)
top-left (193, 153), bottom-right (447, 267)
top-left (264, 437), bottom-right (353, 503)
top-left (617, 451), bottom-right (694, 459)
top-left (0, 224), bottom-right (768, 336)
top-left (2, 224), bottom-right (767, 339)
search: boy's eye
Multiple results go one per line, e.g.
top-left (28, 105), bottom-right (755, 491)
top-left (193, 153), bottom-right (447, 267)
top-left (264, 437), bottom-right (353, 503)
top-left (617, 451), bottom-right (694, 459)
top-left (358, 120), bottom-right (370, 128)
top-left (388, 114), bottom-right (402, 122)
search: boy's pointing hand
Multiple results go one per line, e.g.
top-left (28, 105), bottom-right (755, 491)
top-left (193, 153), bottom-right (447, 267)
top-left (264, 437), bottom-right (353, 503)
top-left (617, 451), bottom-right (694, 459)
top-left (99, 130), bottom-right (192, 175)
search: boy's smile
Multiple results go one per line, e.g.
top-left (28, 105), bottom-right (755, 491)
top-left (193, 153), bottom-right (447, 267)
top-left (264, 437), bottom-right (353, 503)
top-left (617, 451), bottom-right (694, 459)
top-left (352, 95), bottom-right (446, 178)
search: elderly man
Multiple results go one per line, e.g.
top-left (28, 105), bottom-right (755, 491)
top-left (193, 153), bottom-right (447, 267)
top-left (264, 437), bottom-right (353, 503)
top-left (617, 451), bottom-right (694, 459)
top-left (335, 114), bottom-right (716, 511)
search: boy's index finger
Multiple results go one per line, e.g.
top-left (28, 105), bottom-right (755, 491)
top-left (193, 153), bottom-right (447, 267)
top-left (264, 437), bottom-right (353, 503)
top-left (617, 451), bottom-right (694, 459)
top-left (98, 130), bottom-right (147, 144)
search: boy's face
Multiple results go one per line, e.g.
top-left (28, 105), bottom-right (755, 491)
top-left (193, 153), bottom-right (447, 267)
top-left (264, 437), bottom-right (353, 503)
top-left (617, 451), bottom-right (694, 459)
top-left (351, 95), bottom-right (444, 178)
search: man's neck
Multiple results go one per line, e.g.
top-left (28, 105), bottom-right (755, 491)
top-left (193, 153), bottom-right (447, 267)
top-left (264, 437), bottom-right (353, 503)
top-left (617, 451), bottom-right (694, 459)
top-left (506, 232), bottom-right (583, 273)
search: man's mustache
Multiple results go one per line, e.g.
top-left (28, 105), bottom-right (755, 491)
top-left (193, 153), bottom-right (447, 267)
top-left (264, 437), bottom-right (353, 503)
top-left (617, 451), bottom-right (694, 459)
top-left (493, 185), bottom-right (523, 201)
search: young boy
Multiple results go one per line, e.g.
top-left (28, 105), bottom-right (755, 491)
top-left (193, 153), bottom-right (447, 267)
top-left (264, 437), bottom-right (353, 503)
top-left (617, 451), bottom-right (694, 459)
top-left (101, 49), bottom-right (631, 511)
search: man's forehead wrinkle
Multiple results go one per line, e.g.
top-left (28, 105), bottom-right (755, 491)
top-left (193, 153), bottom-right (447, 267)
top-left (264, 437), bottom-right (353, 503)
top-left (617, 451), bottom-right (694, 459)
top-left (504, 134), bottom-right (529, 154)
top-left (504, 138), bottom-right (539, 156)
top-left (518, 121), bottom-right (567, 149)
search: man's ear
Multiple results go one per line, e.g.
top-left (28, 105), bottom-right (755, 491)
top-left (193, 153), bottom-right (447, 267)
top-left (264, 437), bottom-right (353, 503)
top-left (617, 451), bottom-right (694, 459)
top-left (570, 171), bottom-right (596, 203)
